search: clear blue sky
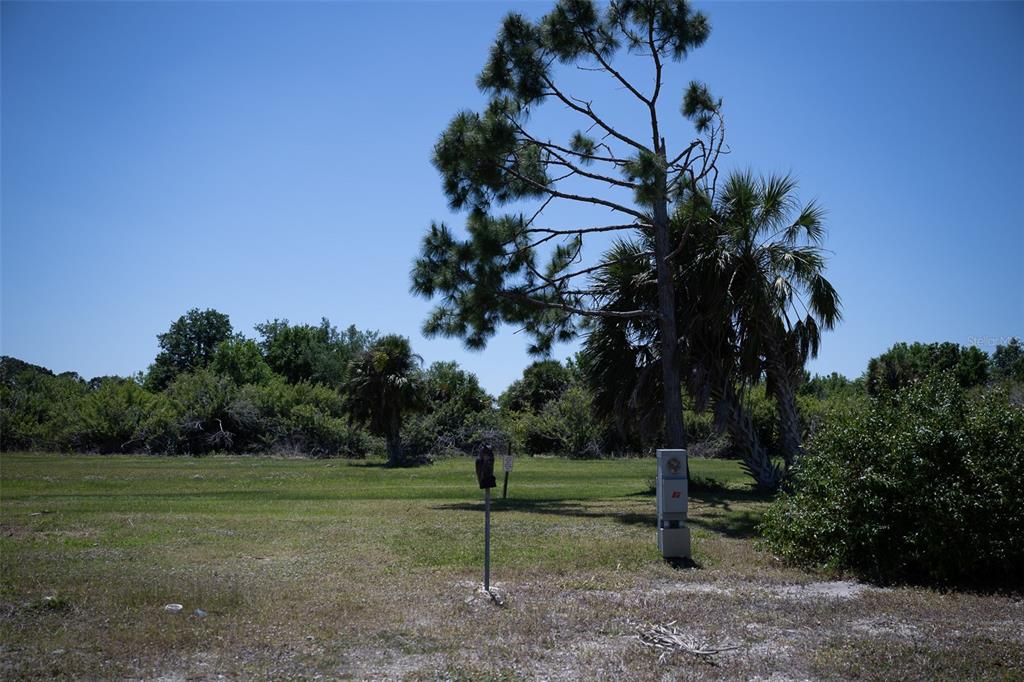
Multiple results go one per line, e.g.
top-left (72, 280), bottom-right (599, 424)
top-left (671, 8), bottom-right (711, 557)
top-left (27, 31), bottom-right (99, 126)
top-left (2, 1), bottom-right (1022, 395)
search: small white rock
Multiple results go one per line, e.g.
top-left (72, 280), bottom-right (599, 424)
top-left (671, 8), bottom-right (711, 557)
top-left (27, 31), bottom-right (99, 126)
top-left (193, 608), bottom-right (207, 618)
top-left (164, 603), bottom-right (184, 614)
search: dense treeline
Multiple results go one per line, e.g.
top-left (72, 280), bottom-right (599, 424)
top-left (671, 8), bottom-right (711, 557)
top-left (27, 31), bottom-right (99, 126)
top-left (0, 309), bottom-right (494, 465)
top-left (1, 312), bottom-right (381, 459)
top-left (3, 305), bottom-right (1021, 473)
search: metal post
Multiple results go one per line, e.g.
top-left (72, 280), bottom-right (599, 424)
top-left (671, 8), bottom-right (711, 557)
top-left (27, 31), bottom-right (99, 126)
top-left (483, 487), bottom-right (491, 591)
top-left (502, 441), bottom-right (511, 499)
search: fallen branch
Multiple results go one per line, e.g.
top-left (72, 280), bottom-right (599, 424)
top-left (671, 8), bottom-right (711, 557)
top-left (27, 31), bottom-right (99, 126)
top-left (633, 620), bottom-right (740, 664)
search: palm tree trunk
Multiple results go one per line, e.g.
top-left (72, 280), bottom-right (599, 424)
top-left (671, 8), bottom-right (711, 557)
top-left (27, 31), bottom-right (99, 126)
top-left (713, 394), bottom-right (730, 432)
top-left (721, 385), bottom-right (782, 492)
top-left (385, 427), bottom-right (403, 467)
top-left (771, 374), bottom-right (803, 469)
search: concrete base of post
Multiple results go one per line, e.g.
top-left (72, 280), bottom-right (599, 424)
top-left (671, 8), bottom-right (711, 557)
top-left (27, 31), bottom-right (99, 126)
top-left (658, 525), bottom-right (691, 559)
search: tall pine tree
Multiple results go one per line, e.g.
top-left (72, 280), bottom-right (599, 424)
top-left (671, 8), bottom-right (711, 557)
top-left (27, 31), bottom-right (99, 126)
top-left (412, 0), bottom-right (724, 450)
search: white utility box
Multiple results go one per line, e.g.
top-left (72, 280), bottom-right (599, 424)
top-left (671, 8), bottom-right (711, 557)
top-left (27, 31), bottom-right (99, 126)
top-left (656, 449), bottom-right (691, 559)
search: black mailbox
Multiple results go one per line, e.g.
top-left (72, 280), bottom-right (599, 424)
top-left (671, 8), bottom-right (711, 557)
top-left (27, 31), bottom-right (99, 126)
top-left (475, 447), bottom-right (497, 489)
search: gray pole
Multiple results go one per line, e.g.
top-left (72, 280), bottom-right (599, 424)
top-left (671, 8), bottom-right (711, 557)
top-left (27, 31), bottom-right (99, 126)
top-left (483, 487), bottom-right (491, 591)
top-left (503, 441), bottom-right (511, 499)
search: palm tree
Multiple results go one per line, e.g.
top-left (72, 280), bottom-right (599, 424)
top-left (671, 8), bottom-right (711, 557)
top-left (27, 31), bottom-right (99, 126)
top-left (580, 171), bottom-right (839, 487)
top-left (711, 171), bottom-right (841, 467)
top-left (344, 335), bottom-right (426, 467)
top-left (581, 225), bottom-right (783, 490)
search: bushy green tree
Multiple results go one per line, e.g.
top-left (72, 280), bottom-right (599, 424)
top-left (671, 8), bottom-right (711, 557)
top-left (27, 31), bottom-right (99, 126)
top-left (255, 318), bottom-right (375, 387)
top-left (423, 361), bottom-right (491, 414)
top-left (527, 383), bottom-right (602, 457)
top-left (402, 361), bottom-right (495, 458)
top-left (153, 368), bottom-right (249, 454)
top-left (866, 341), bottom-right (989, 396)
top-left (992, 337), bottom-right (1024, 382)
top-left (955, 345), bottom-right (990, 388)
top-left (499, 360), bottom-right (570, 413)
top-left (74, 377), bottom-right (160, 453)
top-left (0, 356), bottom-right (85, 451)
top-left (411, 0), bottom-right (727, 453)
top-left (344, 335), bottom-right (427, 466)
top-left (211, 336), bottom-right (275, 386)
top-left (497, 359), bottom-right (610, 456)
top-left (242, 379), bottom-right (373, 458)
top-left (798, 371), bottom-right (862, 399)
top-left (761, 374), bottom-right (1024, 587)
top-left (145, 308), bottom-right (233, 390)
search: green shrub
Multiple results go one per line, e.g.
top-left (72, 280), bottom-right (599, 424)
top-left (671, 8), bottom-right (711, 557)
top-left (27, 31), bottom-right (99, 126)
top-left (509, 385), bottom-right (601, 457)
top-left (0, 357), bottom-right (85, 451)
top-left (158, 369), bottom-right (248, 454)
top-left (243, 379), bottom-right (373, 458)
top-left (549, 385), bottom-right (602, 457)
top-left (404, 408), bottom-right (504, 460)
top-left (286, 403), bottom-right (372, 458)
top-left (761, 374), bottom-right (1024, 587)
top-left (745, 385), bottom-right (779, 456)
top-left (683, 409), bottom-right (714, 443)
top-left (74, 378), bottom-right (160, 453)
top-left (400, 412), bottom-right (443, 458)
top-left (401, 361), bottom-right (497, 460)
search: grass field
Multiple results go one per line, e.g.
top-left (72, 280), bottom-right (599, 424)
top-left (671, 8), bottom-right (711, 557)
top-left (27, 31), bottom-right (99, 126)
top-left (1, 453), bottom-right (1021, 680)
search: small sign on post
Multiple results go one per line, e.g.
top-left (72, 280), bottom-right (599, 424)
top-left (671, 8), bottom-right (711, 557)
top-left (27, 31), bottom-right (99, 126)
top-left (474, 446), bottom-right (497, 592)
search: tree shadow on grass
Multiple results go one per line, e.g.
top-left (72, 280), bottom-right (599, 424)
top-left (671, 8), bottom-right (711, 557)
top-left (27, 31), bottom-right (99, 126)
top-left (687, 484), bottom-right (773, 539)
top-left (433, 485), bottom-right (771, 540)
top-left (346, 458), bottom-right (433, 469)
top-left (622, 480), bottom-right (773, 538)
top-left (629, 477), bottom-right (774, 504)
top-left (687, 508), bottom-right (764, 539)
top-left (433, 498), bottom-right (657, 528)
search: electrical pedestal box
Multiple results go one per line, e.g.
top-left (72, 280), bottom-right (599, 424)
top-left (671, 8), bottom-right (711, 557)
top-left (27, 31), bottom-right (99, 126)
top-left (656, 449), bottom-right (691, 559)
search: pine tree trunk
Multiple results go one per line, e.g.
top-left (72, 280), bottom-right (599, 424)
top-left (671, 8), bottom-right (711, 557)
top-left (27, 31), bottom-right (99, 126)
top-left (722, 385), bottom-right (782, 492)
top-left (652, 178), bottom-right (686, 451)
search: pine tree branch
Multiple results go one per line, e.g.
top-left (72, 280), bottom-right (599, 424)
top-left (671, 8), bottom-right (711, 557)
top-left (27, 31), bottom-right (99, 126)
top-left (580, 30), bottom-right (651, 106)
top-left (537, 150), bottom-right (640, 190)
top-left (523, 195), bottom-right (555, 228)
top-left (501, 164), bottom-right (648, 221)
top-left (506, 223), bottom-right (646, 256)
top-left (505, 114), bottom-right (629, 167)
top-left (646, 16), bottom-right (663, 150)
top-left (667, 139), bottom-right (703, 169)
top-left (524, 223), bottom-right (647, 236)
top-left (496, 289), bottom-right (655, 319)
top-left (648, 19), bottom-right (663, 109)
top-left (524, 258), bottom-right (645, 296)
top-left (541, 76), bottom-right (649, 153)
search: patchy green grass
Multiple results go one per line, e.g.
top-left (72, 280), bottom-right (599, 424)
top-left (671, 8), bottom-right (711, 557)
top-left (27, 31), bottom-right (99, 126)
top-left (1, 452), bottom-right (1020, 680)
